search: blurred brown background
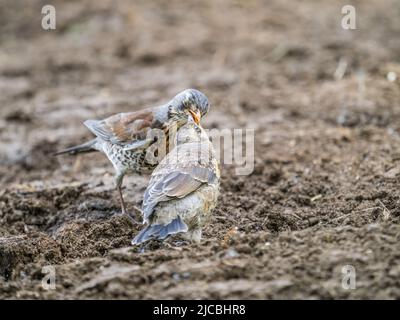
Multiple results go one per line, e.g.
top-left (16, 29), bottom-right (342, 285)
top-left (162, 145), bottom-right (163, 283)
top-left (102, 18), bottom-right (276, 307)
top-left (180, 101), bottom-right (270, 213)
top-left (1, 0), bottom-right (400, 299)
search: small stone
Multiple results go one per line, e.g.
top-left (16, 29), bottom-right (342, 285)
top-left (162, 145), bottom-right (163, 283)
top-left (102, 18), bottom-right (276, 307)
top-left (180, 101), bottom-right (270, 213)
top-left (224, 248), bottom-right (239, 258)
top-left (387, 71), bottom-right (397, 82)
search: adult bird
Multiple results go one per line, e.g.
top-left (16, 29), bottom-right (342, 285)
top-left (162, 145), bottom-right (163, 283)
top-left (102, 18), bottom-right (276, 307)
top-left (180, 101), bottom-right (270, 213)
top-left (132, 116), bottom-right (220, 244)
top-left (54, 89), bottom-right (210, 217)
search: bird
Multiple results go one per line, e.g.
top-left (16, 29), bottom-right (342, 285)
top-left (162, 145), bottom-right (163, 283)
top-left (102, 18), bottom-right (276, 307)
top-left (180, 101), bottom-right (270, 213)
top-left (54, 89), bottom-right (210, 217)
top-left (132, 115), bottom-right (220, 245)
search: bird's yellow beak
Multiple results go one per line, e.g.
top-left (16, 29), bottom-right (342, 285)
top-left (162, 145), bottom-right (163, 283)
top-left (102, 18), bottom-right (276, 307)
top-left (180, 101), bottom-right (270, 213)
top-left (189, 110), bottom-right (201, 125)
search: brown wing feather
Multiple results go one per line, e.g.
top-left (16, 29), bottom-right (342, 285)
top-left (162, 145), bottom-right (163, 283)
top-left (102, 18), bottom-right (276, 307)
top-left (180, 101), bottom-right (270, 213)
top-left (142, 167), bottom-right (216, 221)
top-left (84, 109), bottom-right (156, 145)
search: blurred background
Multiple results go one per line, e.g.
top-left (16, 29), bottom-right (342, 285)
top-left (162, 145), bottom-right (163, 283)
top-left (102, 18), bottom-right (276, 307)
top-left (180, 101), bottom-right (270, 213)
top-left (1, 0), bottom-right (400, 299)
top-left (1, 0), bottom-right (400, 176)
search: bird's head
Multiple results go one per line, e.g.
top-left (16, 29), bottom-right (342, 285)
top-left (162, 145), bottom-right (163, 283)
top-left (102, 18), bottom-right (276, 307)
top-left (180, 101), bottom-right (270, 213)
top-left (169, 89), bottom-right (210, 126)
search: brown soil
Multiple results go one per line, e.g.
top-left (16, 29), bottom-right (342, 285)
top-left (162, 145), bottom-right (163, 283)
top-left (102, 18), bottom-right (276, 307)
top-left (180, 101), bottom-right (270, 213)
top-left (1, 0), bottom-right (400, 299)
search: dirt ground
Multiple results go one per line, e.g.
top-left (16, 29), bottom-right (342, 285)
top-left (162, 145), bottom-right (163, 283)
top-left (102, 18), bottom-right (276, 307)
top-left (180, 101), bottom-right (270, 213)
top-left (1, 0), bottom-right (400, 299)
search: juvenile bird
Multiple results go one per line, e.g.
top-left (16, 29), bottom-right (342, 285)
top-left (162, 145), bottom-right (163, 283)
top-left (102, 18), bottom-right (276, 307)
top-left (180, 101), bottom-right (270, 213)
top-left (132, 116), bottom-right (220, 244)
top-left (54, 89), bottom-right (210, 216)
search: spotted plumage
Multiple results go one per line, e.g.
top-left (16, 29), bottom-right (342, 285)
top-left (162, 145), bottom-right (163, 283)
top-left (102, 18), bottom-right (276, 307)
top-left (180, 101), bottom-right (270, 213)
top-left (54, 89), bottom-right (210, 217)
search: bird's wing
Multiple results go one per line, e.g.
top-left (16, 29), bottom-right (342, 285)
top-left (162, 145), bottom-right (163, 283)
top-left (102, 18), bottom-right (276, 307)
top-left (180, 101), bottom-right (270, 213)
top-left (122, 139), bottom-right (154, 151)
top-left (142, 166), bottom-right (217, 222)
top-left (84, 109), bottom-right (159, 146)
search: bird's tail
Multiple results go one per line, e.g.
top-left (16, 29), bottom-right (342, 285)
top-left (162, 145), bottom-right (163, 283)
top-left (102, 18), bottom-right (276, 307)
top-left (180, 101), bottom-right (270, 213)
top-left (53, 139), bottom-right (98, 156)
top-left (132, 216), bottom-right (188, 245)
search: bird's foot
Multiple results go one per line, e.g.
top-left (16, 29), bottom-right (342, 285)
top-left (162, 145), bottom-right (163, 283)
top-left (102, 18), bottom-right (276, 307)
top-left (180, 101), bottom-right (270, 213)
top-left (136, 240), bottom-right (163, 252)
top-left (162, 242), bottom-right (184, 251)
top-left (124, 205), bottom-right (142, 223)
top-left (115, 208), bottom-right (138, 224)
top-left (165, 236), bottom-right (191, 248)
top-left (131, 205), bottom-right (142, 215)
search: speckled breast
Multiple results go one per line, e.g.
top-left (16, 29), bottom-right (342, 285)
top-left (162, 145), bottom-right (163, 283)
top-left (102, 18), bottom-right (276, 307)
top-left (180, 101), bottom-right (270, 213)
top-left (103, 142), bottom-right (158, 175)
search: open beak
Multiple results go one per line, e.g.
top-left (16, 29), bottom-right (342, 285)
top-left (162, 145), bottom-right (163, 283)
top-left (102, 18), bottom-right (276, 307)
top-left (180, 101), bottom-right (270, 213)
top-left (189, 110), bottom-right (201, 125)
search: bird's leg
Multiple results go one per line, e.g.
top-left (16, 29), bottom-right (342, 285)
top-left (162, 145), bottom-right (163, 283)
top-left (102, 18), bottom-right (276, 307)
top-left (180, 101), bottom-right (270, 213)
top-left (115, 173), bottom-right (127, 215)
top-left (117, 185), bottom-right (127, 214)
top-left (115, 173), bottom-right (141, 222)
